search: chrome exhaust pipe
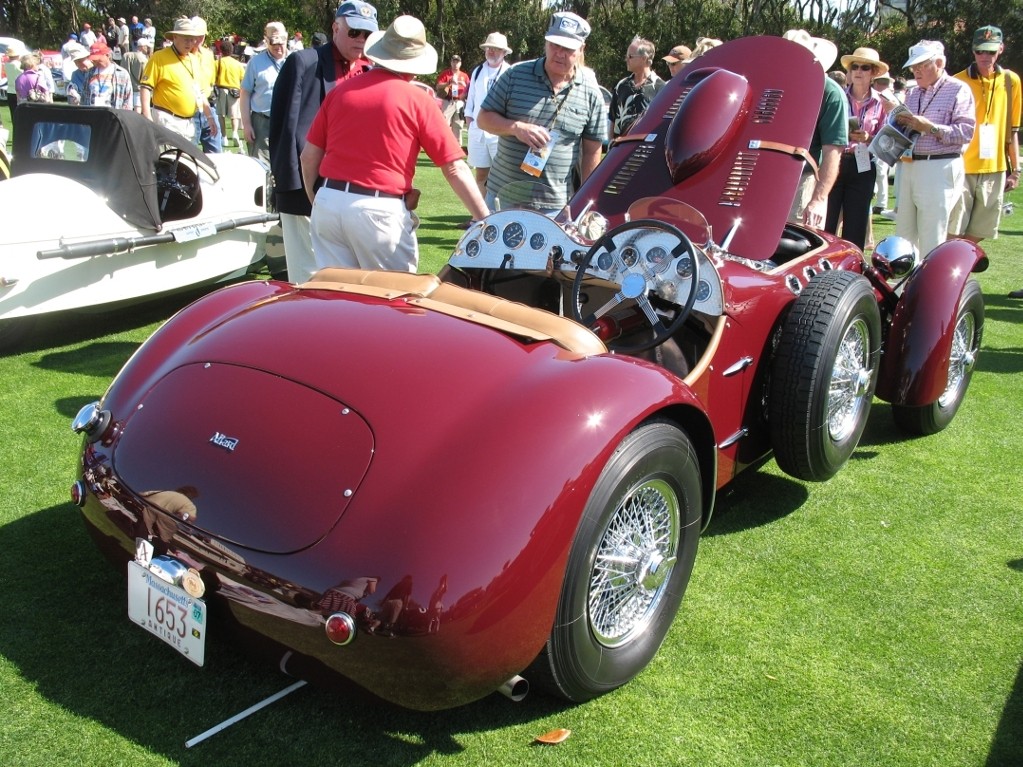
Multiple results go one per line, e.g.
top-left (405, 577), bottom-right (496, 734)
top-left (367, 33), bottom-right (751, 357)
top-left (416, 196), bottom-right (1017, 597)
top-left (498, 675), bottom-right (529, 702)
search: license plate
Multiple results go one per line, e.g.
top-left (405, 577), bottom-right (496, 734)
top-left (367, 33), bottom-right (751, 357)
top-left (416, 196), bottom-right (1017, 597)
top-left (127, 560), bottom-right (207, 666)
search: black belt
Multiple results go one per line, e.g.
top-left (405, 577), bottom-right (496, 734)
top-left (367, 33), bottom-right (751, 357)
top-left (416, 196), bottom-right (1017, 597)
top-left (251, 111), bottom-right (270, 119)
top-left (911, 152), bottom-right (960, 161)
top-left (323, 179), bottom-right (405, 199)
top-left (154, 105), bottom-right (195, 120)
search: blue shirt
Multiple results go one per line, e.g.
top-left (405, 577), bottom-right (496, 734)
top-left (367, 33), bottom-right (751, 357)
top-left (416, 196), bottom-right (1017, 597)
top-left (241, 50), bottom-right (287, 115)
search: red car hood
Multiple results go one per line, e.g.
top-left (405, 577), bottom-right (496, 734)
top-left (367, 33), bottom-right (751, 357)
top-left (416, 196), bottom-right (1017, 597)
top-left (576, 35), bottom-right (825, 262)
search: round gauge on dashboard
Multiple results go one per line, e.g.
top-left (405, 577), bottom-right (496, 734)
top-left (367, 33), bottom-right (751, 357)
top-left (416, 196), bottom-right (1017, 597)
top-left (502, 222), bottom-right (526, 249)
top-left (645, 246), bottom-right (669, 271)
top-left (483, 224), bottom-right (499, 243)
top-left (620, 245), bottom-right (639, 267)
top-left (696, 279), bottom-right (712, 302)
top-left (596, 251), bottom-right (614, 271)
top-left (530, 232), bottom-right (546, 250)
top-left (464, 239), bottom-right (481, 258)
top-left (675, 254), bottom-right (693, 279)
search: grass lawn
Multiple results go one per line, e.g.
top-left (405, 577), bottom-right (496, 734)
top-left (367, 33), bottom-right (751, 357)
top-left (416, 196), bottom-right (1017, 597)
top-left (1, 120), bottom-right (1021, 766)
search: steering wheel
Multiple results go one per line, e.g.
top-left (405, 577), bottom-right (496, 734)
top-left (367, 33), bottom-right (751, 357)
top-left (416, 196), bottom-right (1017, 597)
top-left (570, 219), bottom-right (700, 354)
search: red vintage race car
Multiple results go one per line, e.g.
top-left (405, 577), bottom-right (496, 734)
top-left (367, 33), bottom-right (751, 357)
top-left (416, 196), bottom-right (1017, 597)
top-left (71, 36), bottom-right (985, 711)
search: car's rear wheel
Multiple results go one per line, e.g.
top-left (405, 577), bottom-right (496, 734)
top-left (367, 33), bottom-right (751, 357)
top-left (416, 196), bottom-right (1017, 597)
top-left (530, 421), bottom-right (701, 702)
top-left (770, 270), bottom-right (881, 481)
top-left (892, 279), bottom-right (983, 435)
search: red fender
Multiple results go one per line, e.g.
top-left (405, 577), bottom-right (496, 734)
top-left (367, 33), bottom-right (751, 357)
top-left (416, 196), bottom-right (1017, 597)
top-left (875, 239), bottom-right (987, 406)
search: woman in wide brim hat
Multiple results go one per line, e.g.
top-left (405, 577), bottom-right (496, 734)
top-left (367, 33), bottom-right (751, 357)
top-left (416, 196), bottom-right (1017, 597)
top-left (839, 47), bottom-right (889, 78)
top-left (363, 14), bottom-right (438, 76)
top-left (825, 45), bottom-right (891, 252)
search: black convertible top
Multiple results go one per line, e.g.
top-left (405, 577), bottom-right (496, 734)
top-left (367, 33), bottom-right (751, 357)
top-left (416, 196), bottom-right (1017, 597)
top-left (12, 103), bottom-right (218, 230)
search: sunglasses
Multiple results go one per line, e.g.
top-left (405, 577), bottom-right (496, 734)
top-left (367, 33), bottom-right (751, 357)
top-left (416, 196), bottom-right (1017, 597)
top-left (347, 28), bottom-right (371, 39)
top-left (849, 63), bottom-right (874, 71)
top-left (974, 50), bottom-right (996, 55)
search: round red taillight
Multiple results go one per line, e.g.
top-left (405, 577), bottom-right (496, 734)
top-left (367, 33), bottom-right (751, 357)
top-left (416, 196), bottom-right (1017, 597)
top-left (324, 612), bottom-right (356, 646)
top-left (70, 480), bottom-right (87, 507)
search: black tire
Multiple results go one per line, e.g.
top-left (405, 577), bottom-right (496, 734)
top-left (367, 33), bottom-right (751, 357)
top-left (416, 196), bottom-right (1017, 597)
top-left (770, 270), bottom-right (881, 482)
top-left (530, 421), bottom-right (702, 702)
top-left (892, 279), bottom-right (983, 435)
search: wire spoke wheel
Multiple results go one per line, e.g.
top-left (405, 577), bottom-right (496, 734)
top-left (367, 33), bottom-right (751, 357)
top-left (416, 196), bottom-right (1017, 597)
top-left (589, 479), bottom-right (679, 647)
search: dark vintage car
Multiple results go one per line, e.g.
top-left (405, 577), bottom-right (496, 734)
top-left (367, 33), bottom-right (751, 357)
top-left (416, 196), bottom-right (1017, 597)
top-left (71, 37), bottom-right (985, 711)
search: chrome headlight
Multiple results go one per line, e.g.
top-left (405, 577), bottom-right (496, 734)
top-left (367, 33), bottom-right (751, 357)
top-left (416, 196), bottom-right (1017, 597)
top-left (872, 236), bottom-right (920, 280)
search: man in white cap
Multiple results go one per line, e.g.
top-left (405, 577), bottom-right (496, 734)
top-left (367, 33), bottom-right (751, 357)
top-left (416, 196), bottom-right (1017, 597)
top-left (462, 31), bottom-right (513, 219)
top-left (241, 21), bottom-right (289, 163)
top-left (783, 29), bottom-right (849, 230)
top-left (300, 15), bottom-right (488, 273)
top-left (269, 0), bottom-right (378, 282)
top-left (949, 25), bottom-right (1021, 258)
top-left (893, 40), bottom-right (975, 257)
top-left (64, 44), bottom-right (93, 106)
top-left (477, 12), bottom-right (607, 211)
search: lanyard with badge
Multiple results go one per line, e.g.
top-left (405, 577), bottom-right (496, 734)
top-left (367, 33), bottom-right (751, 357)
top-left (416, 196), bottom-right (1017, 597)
top-left (977, 74), bottom-right (998, 160)
top-left (521, 80), bottom-right (575, 177)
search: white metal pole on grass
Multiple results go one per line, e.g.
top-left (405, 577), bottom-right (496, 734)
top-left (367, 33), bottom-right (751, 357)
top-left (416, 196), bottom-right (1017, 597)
top-left (185, 680), bottom-right (308, 748)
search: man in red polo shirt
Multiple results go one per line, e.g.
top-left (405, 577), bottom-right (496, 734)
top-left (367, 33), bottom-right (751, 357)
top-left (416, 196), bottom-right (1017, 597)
top-left (300, 16), bottom-right (488, 272)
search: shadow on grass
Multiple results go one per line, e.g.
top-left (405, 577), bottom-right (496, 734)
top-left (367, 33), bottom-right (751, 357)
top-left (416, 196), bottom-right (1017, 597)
top-left (0, 504), bottom-right (568, 765)
top-left (985, 557), bottom-right (1023, 766)
top-left (705, 469), bottom-right (809, 536)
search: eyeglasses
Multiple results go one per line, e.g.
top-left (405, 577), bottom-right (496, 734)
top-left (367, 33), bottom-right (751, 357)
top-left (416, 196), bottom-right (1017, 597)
top-left (849, 63), bottom-right (874, 71)
top-left (347, 29), bottom-right (371, 39)
top-left (974, 50), bottom-right (996, 55)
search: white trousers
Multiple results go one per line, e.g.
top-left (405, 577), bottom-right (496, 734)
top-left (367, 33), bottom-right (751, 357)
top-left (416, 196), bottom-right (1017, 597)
top-left (310, 187), bottom-right (418, 273)
top-left (280, 212), bottom-right (317, 284)
top-left (895, 156), bottom-right (964, 258)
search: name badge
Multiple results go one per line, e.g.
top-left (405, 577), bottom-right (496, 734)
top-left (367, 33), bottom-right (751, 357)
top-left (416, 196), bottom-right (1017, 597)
top-left (520, 129), bottom-right (559, 178)
top-left (978, 123), bottom-right (996, 161)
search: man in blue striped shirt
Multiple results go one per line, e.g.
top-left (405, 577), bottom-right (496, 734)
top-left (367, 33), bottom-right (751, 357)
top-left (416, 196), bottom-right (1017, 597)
top-left (477, 12), bottom-right (607, 211)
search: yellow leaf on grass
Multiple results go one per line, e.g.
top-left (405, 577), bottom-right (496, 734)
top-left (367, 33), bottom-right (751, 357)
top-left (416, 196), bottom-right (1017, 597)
top-left (535, 728), bottom-right (572, 744)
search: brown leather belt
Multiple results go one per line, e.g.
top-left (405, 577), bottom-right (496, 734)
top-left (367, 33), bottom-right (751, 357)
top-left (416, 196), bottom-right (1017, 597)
top-left (154, 105), bottom-right (195, 120)
top-left (324, 179), bottom-right (405, 199)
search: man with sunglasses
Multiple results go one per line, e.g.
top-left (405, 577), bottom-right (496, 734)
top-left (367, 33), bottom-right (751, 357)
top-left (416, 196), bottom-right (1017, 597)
top-left (949, 25), bottom-right (1021, 266)
top-left (269, 0), bottom-right (377, 283)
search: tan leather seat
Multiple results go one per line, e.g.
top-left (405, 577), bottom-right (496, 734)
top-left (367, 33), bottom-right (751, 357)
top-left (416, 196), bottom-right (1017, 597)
top-left (302, 269), bottom-right (607, 356)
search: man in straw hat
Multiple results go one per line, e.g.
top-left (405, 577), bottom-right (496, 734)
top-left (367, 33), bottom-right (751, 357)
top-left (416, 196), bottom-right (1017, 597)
top-left (949, 25), bottom-right (1021, 263)
top-left (139, 17), bottom-right (218, 142)
top-left (270, 0), bottom-right (378, 282)
top-left (893, 40), bottom-right (975, 258)
top-left (783, 29), bottom-right (848, 230)
top-left (300, 15), bottom-right (488, 273)
top-left (477, 11), bottom-right (607, 210)
top-left (824, 46), bottom-right (891, 250)
top-left (463, 32), bottom-right (513, 216)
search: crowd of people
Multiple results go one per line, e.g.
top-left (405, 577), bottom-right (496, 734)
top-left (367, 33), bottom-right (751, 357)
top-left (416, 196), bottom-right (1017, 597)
top-left (2, 11), bottom-right (1019, 294)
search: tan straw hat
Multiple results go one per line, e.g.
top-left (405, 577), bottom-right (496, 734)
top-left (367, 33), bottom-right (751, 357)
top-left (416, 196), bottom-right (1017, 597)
top-left (166, 17), bottom-right (206, 37)
top-left (480, 32), bottom-right (512, 54)
top-left (840, 47), bottom-right (889, 77)
top-left (364, 15), bottom-right (438, 76)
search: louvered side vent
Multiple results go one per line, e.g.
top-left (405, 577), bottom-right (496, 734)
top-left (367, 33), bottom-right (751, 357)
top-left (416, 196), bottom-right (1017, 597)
top-left (663, 88), bottom-right (694, 120)
top-left (719, 151), bottom-right (758, 207)
top-left (752, 89), bottom-right (783, 123)
top-left (605, 143), bottom-right (657, 195)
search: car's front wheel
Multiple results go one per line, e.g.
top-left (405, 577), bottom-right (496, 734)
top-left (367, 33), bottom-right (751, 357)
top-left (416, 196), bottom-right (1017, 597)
top-left (892, 279), bottom-right (983, 435)
top-left (770, 270), bottom-right (881, 481)
top-left (530, 421), bottom-right (701, 702)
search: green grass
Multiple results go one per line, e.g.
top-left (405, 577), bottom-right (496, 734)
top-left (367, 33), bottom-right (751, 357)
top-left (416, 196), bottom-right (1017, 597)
top-left (1, 135), bottom-right (1022, 765)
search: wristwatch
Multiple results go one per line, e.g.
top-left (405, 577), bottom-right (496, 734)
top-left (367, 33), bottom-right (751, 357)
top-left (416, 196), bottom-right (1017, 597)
top-left (928, 125), bottom-right (940, 135)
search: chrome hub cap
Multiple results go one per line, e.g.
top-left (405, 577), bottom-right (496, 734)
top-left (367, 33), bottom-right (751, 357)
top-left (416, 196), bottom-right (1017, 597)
top-left (828, 318), bottom-right (872, 442)
top-left (938, 311), bottom-right (977, 408)
top-left (588, 479), bottom-right (680, 647)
